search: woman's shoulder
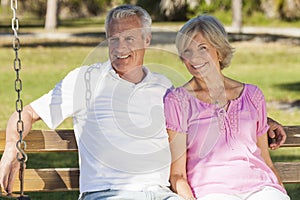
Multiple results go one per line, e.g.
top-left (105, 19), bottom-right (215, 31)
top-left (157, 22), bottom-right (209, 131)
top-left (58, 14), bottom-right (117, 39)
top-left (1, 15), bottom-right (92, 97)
top-left (165, 86), bottom-right (190, 102)
top-left (243, 83), bottom-right (266, 107)
top-left (165, 86), bottom-right (186, 97)
top-left (244, 83), bottom-right (264, 96)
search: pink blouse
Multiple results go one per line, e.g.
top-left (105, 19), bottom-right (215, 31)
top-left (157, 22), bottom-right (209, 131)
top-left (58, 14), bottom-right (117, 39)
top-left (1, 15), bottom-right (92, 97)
top-left (164, 84), bottom-right (286, 198)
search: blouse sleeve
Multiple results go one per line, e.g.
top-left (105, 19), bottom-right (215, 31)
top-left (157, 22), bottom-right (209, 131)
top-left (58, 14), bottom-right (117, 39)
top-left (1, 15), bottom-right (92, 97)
top-left (164, 89), bottom-right (188, 134)
top-left (252, 86), bottom-right (270, 136)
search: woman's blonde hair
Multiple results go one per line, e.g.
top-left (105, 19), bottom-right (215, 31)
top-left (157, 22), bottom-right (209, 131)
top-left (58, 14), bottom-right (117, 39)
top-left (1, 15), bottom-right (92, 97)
top-left (176, 15), bottom-right (234, 69)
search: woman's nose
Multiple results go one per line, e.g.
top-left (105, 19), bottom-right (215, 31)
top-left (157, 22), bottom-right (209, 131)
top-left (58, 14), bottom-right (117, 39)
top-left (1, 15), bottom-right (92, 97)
top-left (190, 54), bottom-right (207, 66)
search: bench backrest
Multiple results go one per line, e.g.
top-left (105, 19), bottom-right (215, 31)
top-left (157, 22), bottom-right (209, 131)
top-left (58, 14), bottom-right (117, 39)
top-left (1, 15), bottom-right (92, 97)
top-left (0, 126), bottom-right (300, 192)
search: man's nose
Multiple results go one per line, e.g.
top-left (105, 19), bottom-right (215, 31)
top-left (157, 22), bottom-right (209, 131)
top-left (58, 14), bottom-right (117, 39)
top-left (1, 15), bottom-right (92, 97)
top-left (115, 38), bottom-right (128, 50)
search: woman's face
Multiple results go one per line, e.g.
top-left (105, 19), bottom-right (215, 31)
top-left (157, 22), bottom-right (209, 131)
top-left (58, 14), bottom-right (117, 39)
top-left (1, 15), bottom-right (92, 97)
top-left (180, 32), bottom-right (220, 78)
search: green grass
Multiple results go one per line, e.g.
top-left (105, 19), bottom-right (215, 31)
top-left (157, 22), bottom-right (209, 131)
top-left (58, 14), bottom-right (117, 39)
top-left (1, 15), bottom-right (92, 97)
top-left (0, 13), bottom-right (300, 199)
top-left (1, 40), bottom-right (299, 199)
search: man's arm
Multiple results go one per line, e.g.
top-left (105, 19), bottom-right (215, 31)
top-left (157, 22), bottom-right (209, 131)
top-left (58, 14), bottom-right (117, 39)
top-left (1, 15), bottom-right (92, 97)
top-left (267, 117), bottom-right (286, 150)
top-left (0, 105), bottom-right (40, 194)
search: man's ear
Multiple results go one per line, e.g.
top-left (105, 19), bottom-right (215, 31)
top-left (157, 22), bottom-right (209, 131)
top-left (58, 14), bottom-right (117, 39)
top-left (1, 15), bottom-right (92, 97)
top-left (145, 34), bottom-right (151, 47)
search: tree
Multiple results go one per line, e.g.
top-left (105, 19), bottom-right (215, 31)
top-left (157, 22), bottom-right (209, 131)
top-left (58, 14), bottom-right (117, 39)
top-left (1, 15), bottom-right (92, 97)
top-left (260, 0), bottom-right (281, 19)
top-left (159, 0), bottom-right (187, 21)
top-left (232, 0), bottom-right (242, 32)
top-left (45, 0), bottom-right (59, 30)
top-left (282, 0), bottom-right (300, 20)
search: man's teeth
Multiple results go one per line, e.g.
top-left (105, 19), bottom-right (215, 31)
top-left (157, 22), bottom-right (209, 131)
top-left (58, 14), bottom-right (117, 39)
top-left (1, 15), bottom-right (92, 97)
top-left (117, 55), bottom-right (129, 59)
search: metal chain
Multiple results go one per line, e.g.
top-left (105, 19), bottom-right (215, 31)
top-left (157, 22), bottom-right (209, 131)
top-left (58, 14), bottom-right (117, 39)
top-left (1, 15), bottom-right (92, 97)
top-left (11, 0), bottom-right (28, 197)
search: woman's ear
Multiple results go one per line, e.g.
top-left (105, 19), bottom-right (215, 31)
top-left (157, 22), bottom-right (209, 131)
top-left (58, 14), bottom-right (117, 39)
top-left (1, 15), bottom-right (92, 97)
top-left (217, 51), bottom-right (222, 62)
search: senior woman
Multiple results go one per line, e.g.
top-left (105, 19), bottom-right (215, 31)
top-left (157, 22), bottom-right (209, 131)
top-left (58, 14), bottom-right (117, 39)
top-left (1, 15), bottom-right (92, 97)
top-left (164, 15), bottom-right (290, 200)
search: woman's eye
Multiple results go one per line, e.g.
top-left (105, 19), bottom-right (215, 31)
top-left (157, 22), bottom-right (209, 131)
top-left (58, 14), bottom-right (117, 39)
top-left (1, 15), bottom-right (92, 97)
top-left (199, 46), bottom-right (207, 51)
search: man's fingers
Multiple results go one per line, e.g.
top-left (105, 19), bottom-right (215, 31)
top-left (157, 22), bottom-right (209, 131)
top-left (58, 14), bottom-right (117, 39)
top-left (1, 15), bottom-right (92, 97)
top-left (268, 129), bottom-right (276, 138)
top-left (274, 127), bottom-right (287, 145)
top-left (279, 135), bottom-right (286, 145)
top-left (6, 166), bottom-right (19, 194)
top-left (0, 183), bottom-right (5, 194)
top-left (0, 173), bottom-right (9, 194)
top-left (269, 143), bottom-right (279, 150)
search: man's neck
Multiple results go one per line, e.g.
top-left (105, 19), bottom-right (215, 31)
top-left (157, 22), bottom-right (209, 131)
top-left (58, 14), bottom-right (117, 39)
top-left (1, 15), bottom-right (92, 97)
top-left (117, 67), bottom-right (146, 84)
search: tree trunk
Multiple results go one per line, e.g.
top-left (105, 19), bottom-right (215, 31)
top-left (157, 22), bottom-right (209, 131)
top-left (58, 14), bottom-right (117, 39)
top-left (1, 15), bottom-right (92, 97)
top-left (160, 0), bottom-right (187, 21)
top-left (232, 0), bottom-right (242, 32)
top-left (260, 0), bottom-right (280, 19)
top-left (282, 0), bottom-right (300, 19)
top-left (45, 0), bottom-right (58, 30)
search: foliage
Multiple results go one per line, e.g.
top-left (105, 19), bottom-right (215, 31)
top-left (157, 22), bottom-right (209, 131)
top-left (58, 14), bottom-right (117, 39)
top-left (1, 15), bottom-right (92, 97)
top-left (60, 0), bottom-right (111, 18)
top-left (16, 0), bottom-right (111, 19)
top-left (243, 0), bottom-right (262, 16)
top-left (20, 0), bottom-right (46, 17)
top-left (3, 0), bottom-right (300, 23)
top-left (260, 0), bottom-right (300, 20)
top-left (84, 0), bottom-right (110, 16)
top-left (136, 0), bottom-right (164, 21)
top-left (188, 0), bottom-right (231, 17)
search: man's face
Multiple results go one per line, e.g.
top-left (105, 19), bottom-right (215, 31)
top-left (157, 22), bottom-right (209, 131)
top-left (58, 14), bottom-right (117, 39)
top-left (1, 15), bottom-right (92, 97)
top-left (107, 16), bottom-right (151, 76)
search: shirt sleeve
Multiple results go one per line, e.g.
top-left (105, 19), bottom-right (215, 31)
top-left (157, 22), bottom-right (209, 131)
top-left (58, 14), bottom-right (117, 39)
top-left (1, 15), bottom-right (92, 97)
top-left (164, 89), bottom-right (188, 134)
top-left (30, 67), bottom-right (81, 129)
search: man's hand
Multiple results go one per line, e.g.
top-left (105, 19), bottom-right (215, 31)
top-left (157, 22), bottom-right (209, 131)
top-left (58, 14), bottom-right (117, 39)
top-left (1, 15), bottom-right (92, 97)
top-left (0, 143), bottom-right (20, 195)
top-left (267, 117), bottom-right (286, 150)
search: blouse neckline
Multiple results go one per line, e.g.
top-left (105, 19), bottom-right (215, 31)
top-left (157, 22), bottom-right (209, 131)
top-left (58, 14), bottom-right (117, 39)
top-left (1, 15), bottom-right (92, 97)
top-left (179, 83), bottom-right (247, 109)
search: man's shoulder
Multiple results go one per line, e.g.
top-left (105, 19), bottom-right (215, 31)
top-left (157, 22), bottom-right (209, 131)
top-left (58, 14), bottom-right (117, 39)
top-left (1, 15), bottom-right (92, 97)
top-left (78, 61), bottom-right (111, 74)
top-left (150, 72), bottom-right (173, 88)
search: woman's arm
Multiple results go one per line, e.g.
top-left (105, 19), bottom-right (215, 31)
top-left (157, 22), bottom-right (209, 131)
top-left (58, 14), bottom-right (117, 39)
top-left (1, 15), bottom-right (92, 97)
top-left (257, 132), bottom-right (284, 187)
top-left (168, 129), bottom-right (196, 200)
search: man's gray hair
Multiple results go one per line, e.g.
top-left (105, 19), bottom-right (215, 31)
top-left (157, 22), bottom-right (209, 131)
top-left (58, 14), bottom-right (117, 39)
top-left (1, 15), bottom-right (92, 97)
top-left (105, 4), bottom-right (152, 38)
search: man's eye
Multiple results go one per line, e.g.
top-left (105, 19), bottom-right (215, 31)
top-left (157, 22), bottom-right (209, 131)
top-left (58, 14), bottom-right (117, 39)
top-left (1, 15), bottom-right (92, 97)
top-left (126, 37), bottom-right (134, 42)
top-left (109, 37), bottom-right (118, 43)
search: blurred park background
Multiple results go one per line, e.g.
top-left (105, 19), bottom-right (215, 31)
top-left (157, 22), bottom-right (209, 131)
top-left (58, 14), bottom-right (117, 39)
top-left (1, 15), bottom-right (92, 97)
top-left (0, 0), bottom-right (300, 199)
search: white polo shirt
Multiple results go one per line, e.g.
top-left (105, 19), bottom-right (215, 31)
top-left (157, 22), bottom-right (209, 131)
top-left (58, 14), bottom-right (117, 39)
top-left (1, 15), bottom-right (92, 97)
top-left (30, 61), bottom-right (173, 194)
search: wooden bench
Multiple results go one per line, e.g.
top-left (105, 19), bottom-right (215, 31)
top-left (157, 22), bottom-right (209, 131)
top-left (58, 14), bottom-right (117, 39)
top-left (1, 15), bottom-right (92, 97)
top-left (0, 126), bottom-right (300, 197)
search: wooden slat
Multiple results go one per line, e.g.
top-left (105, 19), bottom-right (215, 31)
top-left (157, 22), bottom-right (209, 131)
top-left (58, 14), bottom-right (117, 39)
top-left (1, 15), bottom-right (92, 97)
top-left (0, 127), bottom-right (300, 195)
top-left (282, 126), bottom-right (300, 147)
top-left (10, 168), bottom-right (79, 192)
top-left (274, 162), bottom-right (300, 183)
top-left (2, 161), bottom-right (297, 193)
top-left (0, 126), bottom-right (300, 153)
top-left (0, 130), bottom-right (77, 153)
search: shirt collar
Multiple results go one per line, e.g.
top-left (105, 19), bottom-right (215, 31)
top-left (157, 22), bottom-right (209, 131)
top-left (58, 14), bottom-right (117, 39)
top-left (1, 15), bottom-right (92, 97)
top-left (107, 62), bottom-right (153, 85)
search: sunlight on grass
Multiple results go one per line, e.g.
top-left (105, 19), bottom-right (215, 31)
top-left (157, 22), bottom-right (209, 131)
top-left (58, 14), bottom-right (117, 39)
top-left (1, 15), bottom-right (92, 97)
top-left (1, 18), bottom-right (300, 199)
top-left (1, 41), bottom-right (300, 128)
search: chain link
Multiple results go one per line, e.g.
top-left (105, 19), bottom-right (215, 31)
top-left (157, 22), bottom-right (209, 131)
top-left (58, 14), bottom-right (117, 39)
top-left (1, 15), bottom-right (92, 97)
top-left (11, 0), bottom-right (28, 197)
